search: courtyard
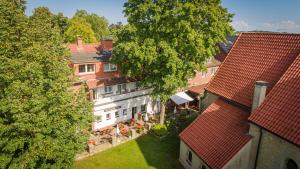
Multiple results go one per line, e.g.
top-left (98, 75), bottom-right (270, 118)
top-left (74, 134), bottom-right (184, 169)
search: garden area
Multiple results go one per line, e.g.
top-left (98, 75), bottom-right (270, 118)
top-left (74, 134), bottom-right (184, 169)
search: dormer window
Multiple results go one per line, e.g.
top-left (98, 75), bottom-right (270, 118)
top-left (104, 63), bottom-right (117, 72)
top-left (79, 64), bottom-right (95, 74)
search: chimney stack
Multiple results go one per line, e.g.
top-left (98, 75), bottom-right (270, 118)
top-left (101, 38), bottom-right (113, 51)
top-left (251, 81), bottom-right (268, 112)
top-left (76, 36), bottom-right (83, 49)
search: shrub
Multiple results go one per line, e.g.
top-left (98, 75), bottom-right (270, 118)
top-left (165, 119), bottom-right (177, 132)
top-left (151, 124), bottom-right (168, 136)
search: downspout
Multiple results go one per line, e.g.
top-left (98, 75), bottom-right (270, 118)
top-left (251, 81), bottom-right (268, 169)
top-left (254, 127), bottom-right (262, 169)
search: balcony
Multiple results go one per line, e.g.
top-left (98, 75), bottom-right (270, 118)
top-left (94, 87), bottom-right (153, 105)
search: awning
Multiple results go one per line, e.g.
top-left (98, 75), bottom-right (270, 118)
top-left (170, 92), bottom-right (194, 105)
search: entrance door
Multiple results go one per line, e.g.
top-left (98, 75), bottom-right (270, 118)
top-left (132, 107), bottom-right (137, 119)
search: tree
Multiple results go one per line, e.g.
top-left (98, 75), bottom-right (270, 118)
top-left (74, 10), bottom-right (110, 40)
top-left (0, 1), bottom-right (92, 168)
top-left (52, 12), bottom-right (69, 42)
top-left (65, 16), bottom-right (97, 43)
top-left (109, 22), bottom-right (124, 42)
top-left (112, 0), bottom-right (233, 124)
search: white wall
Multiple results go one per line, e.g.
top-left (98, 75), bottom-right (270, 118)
top-left (93, 94), bottom-right (159, 130)
top-left (179, 140), bottom-right (209, 169)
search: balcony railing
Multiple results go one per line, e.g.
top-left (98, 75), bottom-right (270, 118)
top-left (94, 87), bottom-right (152, 105)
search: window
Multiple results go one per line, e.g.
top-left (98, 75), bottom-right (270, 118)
top-left (186, 150), bottom-right (193, 165)
top-left (106, 113), bottom-right (111, 120)
top-left (104, 63), bottom-right (117, 72)
top-left (115, 111), bottom-right (119, 118)
top-left (78, 64), bottom-right (95, 74)
top-left (287, 159), bottom-right (299, 169)
top-left (141, 104), bottom-right (146, 113)
top-left (135, 82), bottom-right (141, 90)
top-left (117, 84), bottom-right (126, 94)
top-left (92, 89), bottom-right (97, 100)
top-left (79, 65), bottom-right (86, 73)
top-left (123, 109), bottom-right (127, 116)
top-left (200, 165), bottom-right (206, 169)
top-left (105, 86), bottom-right (113, 94)
top-left (94, 115), bottom-right (102, 122)
top-left (211, 67), bottom-right (217, 75)
top-left (201, 71), bottom-right (207, 78)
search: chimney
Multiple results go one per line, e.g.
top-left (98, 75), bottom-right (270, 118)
top-left (76, 36), bottom-right (83, 49)
top-left (101, 38), bottom-right (113, 51)
top-left (251, 81), bottom-right (268, 111)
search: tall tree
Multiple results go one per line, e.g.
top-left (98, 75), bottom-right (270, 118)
top-left (74, 10), bottom-right (110, 40)
top-left (65, 16), bottom-right (97, 43)
top-left (109, 22), bottom-right (124, 42)
top-left (52, 12), bottom-right (69, 42)
top-left (0, 2), bottom-right (92, 168)
top-left (112, 0), bottom-right (233, 124)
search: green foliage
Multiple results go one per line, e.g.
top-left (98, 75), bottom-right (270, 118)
top-left (112, 0), bottom-right (234, 103)
top-left (52, 12), bottom-right (69, 41)
top-left (109, 22), bottom-right (124, 42)
top-left (74, 10), bottom-right (110, 40)
top-left (151, 124), bottom-right (168, 136)
top-left (29, 7), bottom-right (69, 42)
top-left (165, 119), bottom-right (177, 132)
top-left (65, 16), bottom-right (97, 43)
top-left (0, 1), bottom-right (92, 168)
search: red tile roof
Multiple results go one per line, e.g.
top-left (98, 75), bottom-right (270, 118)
top-left (206, 33), bottom-right (300, 107)
top-left (249, 54), bottom-right (300, 145)
top-left (86, 76), bottom-right (136, 89)
top-left (180, 99), bottom-right (251, 169)
top-left (68, 43), bottom-right (101, 53)
top-left (188, 84), bottom-right (207, 94)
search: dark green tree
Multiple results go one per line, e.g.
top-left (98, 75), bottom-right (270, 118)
top-left (52, 12), bottom-right (69, 41)
top-left (112, 0), bottom-right (233, 124)
top-left (74, 10), bottom-right (110, 40)
top-left (0, 1), bottom-right (92, 168)
top-left (109, 22), bottom-right (124, 42)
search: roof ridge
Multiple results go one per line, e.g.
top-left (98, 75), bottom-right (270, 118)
top-left (240, 32), bottom-right (300, 35)
top-left (205, 33), bottom-right (242, 92)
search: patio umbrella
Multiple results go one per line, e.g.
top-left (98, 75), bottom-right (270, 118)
top-left (116, 124), bottom-right (120, 136)
top-left (173, 106), bottom-right (177, 114)
top-left (144, 113), bottom-right (149, 122)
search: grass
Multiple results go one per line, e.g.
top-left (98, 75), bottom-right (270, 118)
top-left (74, 134), bottom-right (184, 169)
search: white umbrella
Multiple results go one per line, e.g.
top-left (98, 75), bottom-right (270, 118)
top-left (144, 113), bottom-right (149, 122)
top-left (173, 107), bottom-right (177, 114)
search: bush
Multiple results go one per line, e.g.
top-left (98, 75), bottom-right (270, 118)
top-left (165, 119), bottom-right (177, 132)
top-left (151, 124), bottom-right (168, 136)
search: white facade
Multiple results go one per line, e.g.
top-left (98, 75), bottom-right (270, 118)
top-left (92, 82), bottom-right (159, 130)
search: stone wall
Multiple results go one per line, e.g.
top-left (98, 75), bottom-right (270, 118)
top-left (200, 91), bottom-right (219, 112)
top-left (179, 141), bottom-right (210, 169)
top-left (223, 141), bottom-right (251, 169)
top-left (255, 129), bottom-right (300, 169)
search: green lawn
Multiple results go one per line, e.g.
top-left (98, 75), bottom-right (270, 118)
top-left (74, 134), bottom-right (184, 169)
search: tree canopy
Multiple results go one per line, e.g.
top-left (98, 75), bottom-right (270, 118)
top-left (74, 10), bottom-right (110, 41)
top-left (112, 0), bottom-right (233, 123)
top-left (0, 1), bottom-right (92, 168)
top-left (65, 16), bottom-right (97, 43)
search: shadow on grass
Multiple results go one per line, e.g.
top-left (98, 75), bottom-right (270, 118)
top-left (135, 134), bottom-right (184, 169)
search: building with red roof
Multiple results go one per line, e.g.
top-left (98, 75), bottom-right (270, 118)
top-left (68, 38), bottom-right (159, 130)
top-left (179, 33), bottom-right (300, 169)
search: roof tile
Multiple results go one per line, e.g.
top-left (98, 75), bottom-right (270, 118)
top-left (180, 99), bottom-right (251, 169)
top-left (206, 33), bottom-right (300, 107)
top-left (249, 54), bottom-right (300, 145)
